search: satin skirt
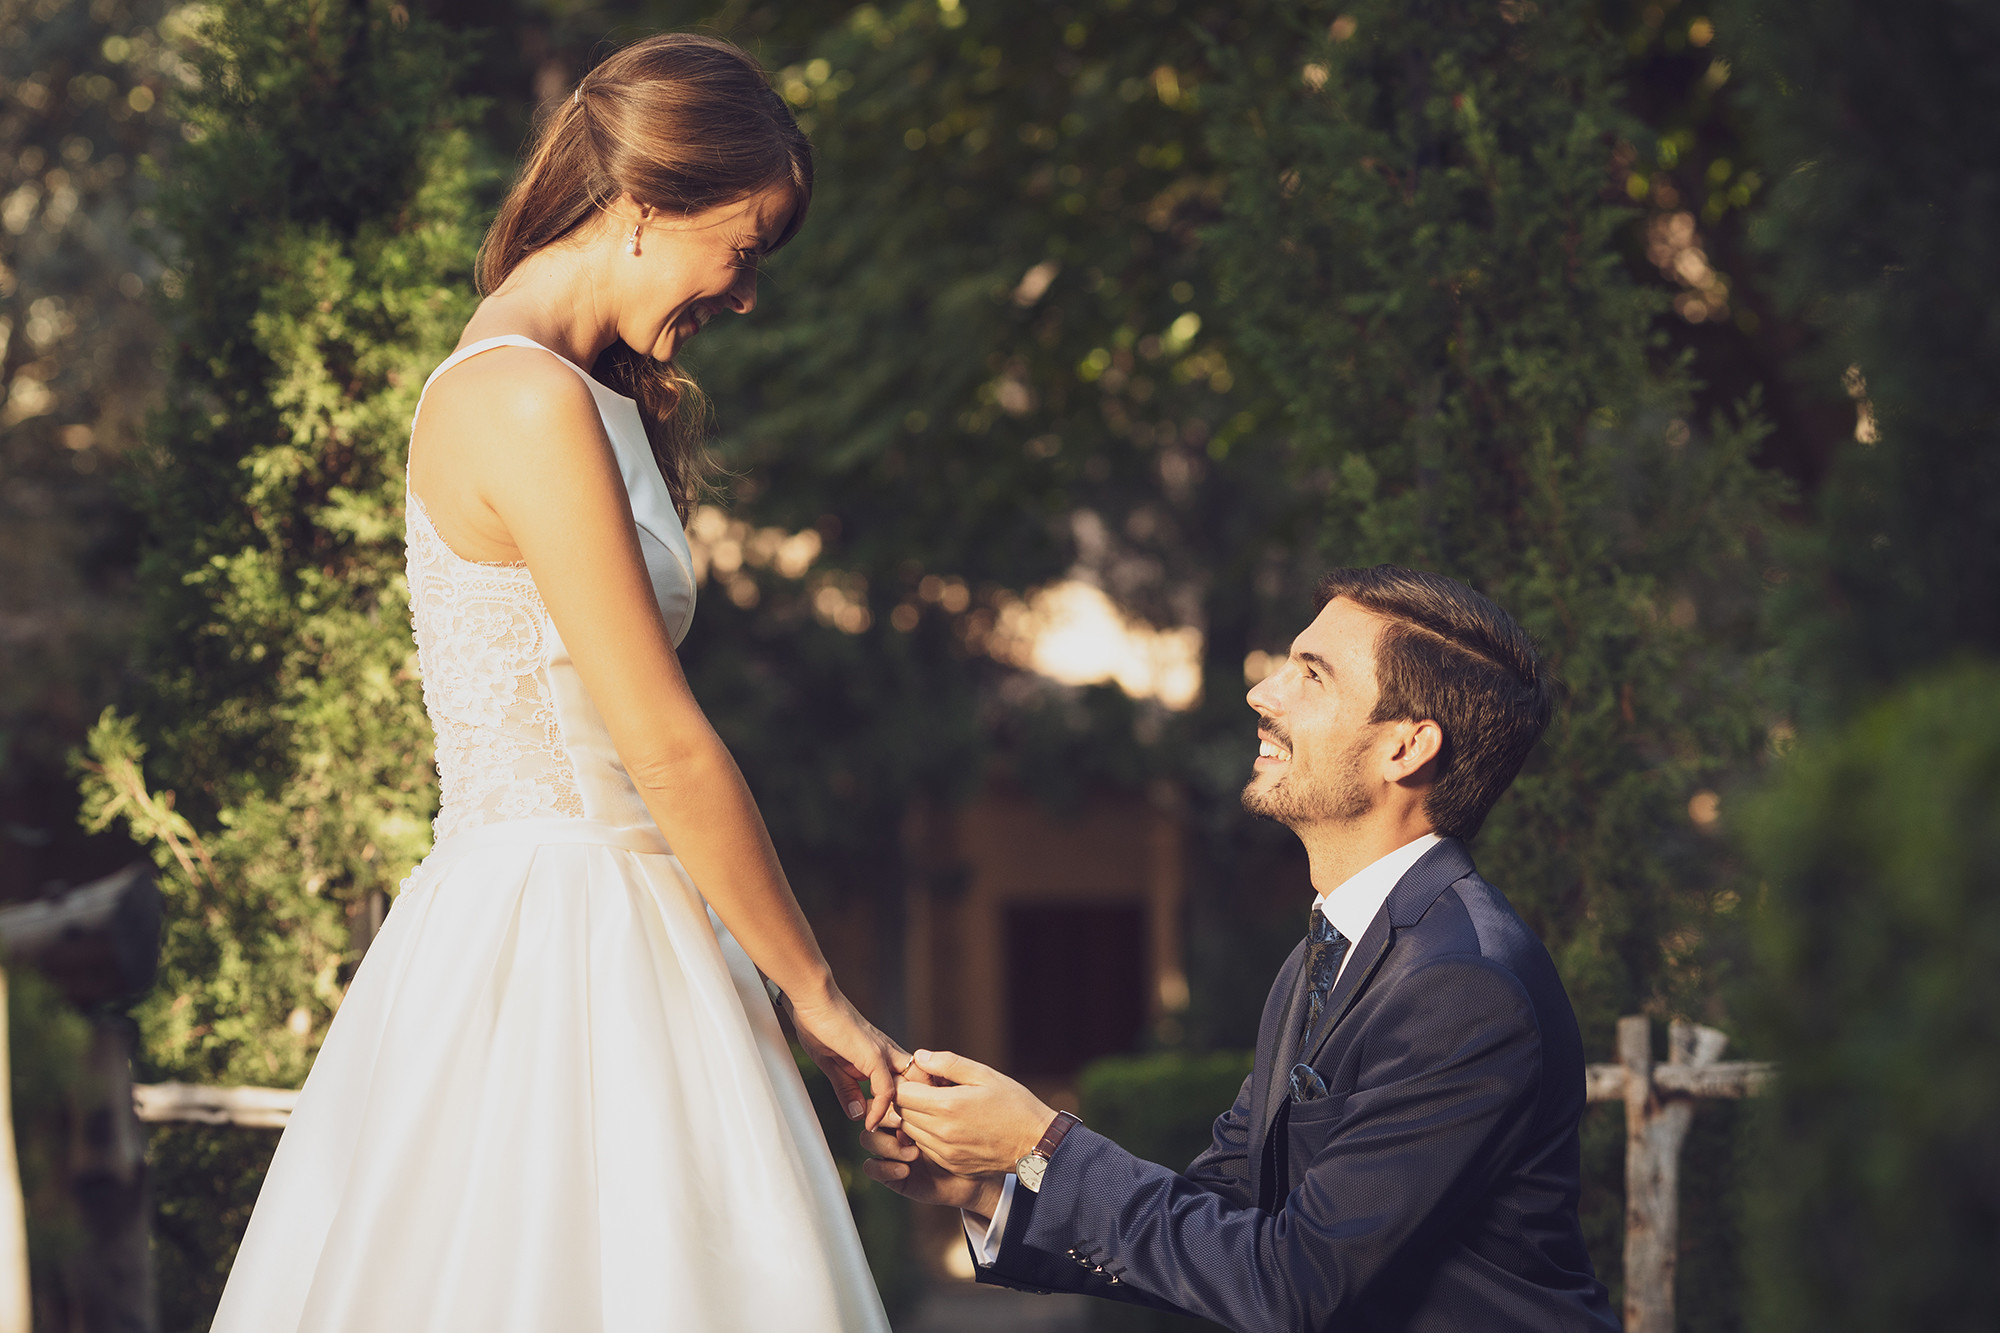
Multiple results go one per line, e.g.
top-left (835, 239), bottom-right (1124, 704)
top-left (209, 819), bottom-right (890, 1333)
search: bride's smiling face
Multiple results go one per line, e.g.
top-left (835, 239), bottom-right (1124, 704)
top-left (613, 183), bottom-right (797, 363)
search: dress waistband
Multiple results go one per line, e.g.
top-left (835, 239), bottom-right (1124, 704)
top-left (425, 818), bottom-right (673, 863)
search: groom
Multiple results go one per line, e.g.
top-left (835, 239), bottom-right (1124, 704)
top-left (867, 566), bottom-right (1618, 1331)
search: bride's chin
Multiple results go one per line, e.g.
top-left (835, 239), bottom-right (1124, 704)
top-left (653, 325), bottom-right (699, 362)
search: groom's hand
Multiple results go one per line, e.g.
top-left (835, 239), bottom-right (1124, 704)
top-left (892, 1050), bottom-right (1058, 1179)
top-left (858, 1121), bottom-right (1004, 1218)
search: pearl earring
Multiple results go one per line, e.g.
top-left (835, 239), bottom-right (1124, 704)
top-left (625, 223), bottom-right (641, 257)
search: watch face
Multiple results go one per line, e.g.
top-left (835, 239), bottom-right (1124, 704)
top-left (1016, 1155), bottom-right (1047, 1192)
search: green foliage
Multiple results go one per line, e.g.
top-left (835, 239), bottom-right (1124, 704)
top-left (5, 968), bottom-right (92, 1323)
top-left (1723, 0), bottom-right (2000, 714)
top-left (679, 0), bottom-right (1333, 1052)
top-left (1077, 1049), bottom-right (1254, 1175)
top-left (695, 0), bottom-right (1261, 571)
top-left (76, 0), bottom-right (484, 1089)
top-left (691, 0), bottom-right (1301, 648)
top-left (61, 4), bottom-right (485, 1316)
top-left (1204, 0), bottom-right (1783, 1033)
top-left (1719, 5), bottom-right (2000, 1323)
top-left (1739, 662), bottom-right (2000, 1329)
top-left (0, 0), bottom-right (174, 897)
top-left (146, 1126), bottom-right (278, 1331)
top-left (687, 0), bottom-right (1332, 1051)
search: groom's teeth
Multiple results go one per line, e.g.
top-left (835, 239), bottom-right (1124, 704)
top-left (1259, 741), bottom-right (1290, 760)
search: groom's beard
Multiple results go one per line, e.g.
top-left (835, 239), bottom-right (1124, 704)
top-left (1241, 727), bottom-right (1375, 830)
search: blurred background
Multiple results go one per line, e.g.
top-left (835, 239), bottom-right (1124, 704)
top-left (2, 0), bottom-right (1996, 1328)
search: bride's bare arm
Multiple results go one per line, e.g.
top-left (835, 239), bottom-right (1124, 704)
top-left (412, 349), bottom-right (904, 1127)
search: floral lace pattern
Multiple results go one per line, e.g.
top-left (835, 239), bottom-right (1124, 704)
top-left (406, 492), bottom-right (584, 842)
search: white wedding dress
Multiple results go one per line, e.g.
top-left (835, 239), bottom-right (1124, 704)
top-left (210, 336), bottom-right (890, 1333)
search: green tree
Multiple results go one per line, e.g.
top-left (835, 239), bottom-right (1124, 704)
top-left (1206, 0), bottom-right (1778, 1036)
top-left (1725, 0), bottom-right (2000, 717)
top-left (682, 14), bottom-right (1788, 1320)
top-left (0, 0), bottom-right (176, 895)
top-left (686, 0), bottom-right (1328, 1050)
top-left (1202, 9), bottom-right (1786, 1309)
top-left (1739, 664), bottom-right (2000, 1330)
top-left (0, 2), bottom-right (186, 1318)
top-left (1718, 2), bottom-right (2000, 1324)
top-left (82, 0), bottom-right (480, 1089)
top-left (72, 0), bottom-right (485, 1318)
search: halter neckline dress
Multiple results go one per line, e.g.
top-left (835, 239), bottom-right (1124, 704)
top-left (209, 335), bottom-right (890, 1333)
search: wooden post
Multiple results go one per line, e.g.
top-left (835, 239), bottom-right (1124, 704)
top-left (72, 1017), bottom-right (155, 1333)
top-left (0, 867), bottom-right (162, 1333)
top-left (0, 866), bottom-right (162, 1008)
top-left (0, 968), bottom-right (31, 1333)
top-left (1619, 1016), bottom-right (1731, 1333)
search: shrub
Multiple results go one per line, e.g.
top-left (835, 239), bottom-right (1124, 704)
top-left (1741, 661), bottom-right (2000, 1329)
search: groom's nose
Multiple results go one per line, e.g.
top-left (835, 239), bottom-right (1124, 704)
top-left (1247, 673), bottom-right (1279, 716)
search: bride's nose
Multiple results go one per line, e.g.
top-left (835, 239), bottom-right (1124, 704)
top-left (727, 268), bottom-right (757, 315)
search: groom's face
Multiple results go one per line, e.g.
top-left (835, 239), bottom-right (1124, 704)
top-left (1241, 598), bottom-right (1388, 830)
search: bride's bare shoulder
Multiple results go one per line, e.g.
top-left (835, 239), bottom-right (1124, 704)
top-left (408, 344), bottom-right (622, 561)
top-left (415, 345), bottom-right (605, 469)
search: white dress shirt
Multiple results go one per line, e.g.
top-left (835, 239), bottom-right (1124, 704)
top-left (964, 832), bottom-right (1444, 1266)
top-left (1312, 832), bottom-right (1440, 986)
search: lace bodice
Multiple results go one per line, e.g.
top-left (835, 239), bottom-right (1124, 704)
top-left (405, 336), bottom-right (698, 844)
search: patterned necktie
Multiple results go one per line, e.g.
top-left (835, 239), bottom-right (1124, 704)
top-left (1298, 908), bottom-right (1351, 1055)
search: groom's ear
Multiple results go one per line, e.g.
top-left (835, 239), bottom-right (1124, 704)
top-left (1388, 717), bottom-right (1444, 784)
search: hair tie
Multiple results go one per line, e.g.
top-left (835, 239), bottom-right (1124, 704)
top-left (572, 85), bottom-right (581, 106)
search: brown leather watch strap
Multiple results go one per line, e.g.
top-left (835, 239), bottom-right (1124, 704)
top-left (1035, 1110), bottom-right (1082, 1159)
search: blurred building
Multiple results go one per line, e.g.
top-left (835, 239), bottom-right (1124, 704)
top-left (888, 778), bottom-right (1188, 1281)
top-left (902, 779), bottom-right (1188, 1096)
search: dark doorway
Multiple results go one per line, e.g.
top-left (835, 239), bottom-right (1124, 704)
top-left (1005, 903), bottom-right (1148, 1079)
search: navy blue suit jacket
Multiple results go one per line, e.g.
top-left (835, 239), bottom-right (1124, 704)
top-left (977, 838), bottom-right (1617, 1332)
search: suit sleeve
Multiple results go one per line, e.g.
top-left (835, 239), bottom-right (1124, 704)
top-left (1182, 1071), bottom-right (1255, 1206)
top-left (975, 1071), bottom-right (1258, 1306)
top-left (984, 958), bottom-right (1544, 1332)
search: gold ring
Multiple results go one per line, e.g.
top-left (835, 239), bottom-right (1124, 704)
top-left (897, 1052), bottom-right (918, 1076)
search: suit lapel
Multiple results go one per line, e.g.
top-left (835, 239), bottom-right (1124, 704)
top-left (1249, 840), bottom-right (1480, 1206)
top-left (1297, 837), bottom-right (1477, 1069)
top-left (1248, 939), bottom-right (1308, 1207)
top-left (1261, 943), bottom-right (1311, 1118)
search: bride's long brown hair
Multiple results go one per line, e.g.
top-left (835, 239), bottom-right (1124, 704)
top-left (477, 34), bottom-right (812, 519)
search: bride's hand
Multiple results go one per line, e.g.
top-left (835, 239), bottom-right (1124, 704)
top-left (784, 988), bottom-right (908, 1133)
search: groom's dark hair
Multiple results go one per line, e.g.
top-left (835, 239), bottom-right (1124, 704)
top-left (1317, 566), bottom-right (1556, 841)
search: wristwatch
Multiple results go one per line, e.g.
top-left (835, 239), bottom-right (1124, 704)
top-left (1014, 1110), bottom-right (1082, 1193)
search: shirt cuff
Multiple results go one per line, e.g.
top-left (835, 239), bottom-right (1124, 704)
top-left (961, 1174), bottom-right (1018, 1267)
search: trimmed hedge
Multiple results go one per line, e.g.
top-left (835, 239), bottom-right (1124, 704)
top-left (1743, 661), bottom-right (2000, 1329)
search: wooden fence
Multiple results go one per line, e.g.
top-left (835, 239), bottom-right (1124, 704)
top-left (0, 870), bottom-right (1772, 1332)
top-left (1585, 1015), bottom-right (1775, 1333)
top-left (129, 1013), bottom-right (1773, 1331)
top-left (0, 865), bottom-right (163, 1333)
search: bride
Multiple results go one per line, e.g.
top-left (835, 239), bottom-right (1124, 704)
top-left (211, 33), bottom-right (901, 1332)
